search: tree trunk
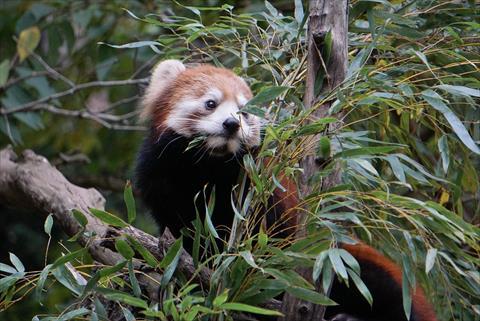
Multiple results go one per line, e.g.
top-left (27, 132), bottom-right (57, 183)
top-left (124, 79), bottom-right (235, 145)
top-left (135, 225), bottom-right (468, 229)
top-left (279, 1), bottom-right (349, 320)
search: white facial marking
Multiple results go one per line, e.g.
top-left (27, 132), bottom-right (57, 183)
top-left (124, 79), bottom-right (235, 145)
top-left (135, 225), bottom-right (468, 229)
top-left (237, 94), bottom-right (248, 107)
top-left (164, 83), bottom-right (262, 156)
top-left (227, 139), bottom-right (241, 153)
top-left (206, 136), bottom-right (227, 148)
top-left (166, 88), bottom-right (224, 136)
top-left (166, 98), bottom-right (201, 136)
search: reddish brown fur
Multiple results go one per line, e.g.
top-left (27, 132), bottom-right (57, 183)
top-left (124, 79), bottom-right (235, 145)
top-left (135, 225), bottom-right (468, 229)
top-left (272, 175), bottom-right (300, 235)
top-left (275, 177), bottom-right (438, 320)
top-left (341, 243), bottom-right (438, 321)
top-left (150, 65), bottom-right (252, 134)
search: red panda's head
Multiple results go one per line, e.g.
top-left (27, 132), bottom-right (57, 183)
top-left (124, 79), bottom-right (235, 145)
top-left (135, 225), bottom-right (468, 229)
top-left (141, 60), bottom-right (261, 156)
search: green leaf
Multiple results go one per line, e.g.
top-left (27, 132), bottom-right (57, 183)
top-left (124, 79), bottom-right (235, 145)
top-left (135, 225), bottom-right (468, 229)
top-left (425, 248), bottom-right (437, 275)
top-left (124, 181), bottom-right (136, 224)
top-left (338, 249), bottom-right (360, 275)
top-left (437, 135), bottom-right (450, 174)
top-left (384, 155), bottom-right (406, 183)
top-left (347, 47), bottom-right (371, 77)
top-left (35, 264), bottom-right (52, 303)
top-left (159, 237), bottom-right (183, 287)
top-left (0, 59), bottom-right (9, 86)
top-left (98, 260), bottom-right (127, 278)
top-left (296, 118), bottom-right (337, 136)
top-left (213, 289), bottom-right (229, 307)
top-left (258, 228), bottom-right (268, 249)
top-left (115, 239), bottom-right (135, 260)
top-left (159, 237), bottom-right (183, 268)
top-left (98, 40), bottom-right (162, 51)
top-left (264, 1), bottom-right (279, 16)
top-left (435, 84), bottom-right (480, 97)
top-left (402, 267), bottom-right (412, 320)
top-left (94, 297), bottom-right (108, 320)
top-left (0, 274), bottom-right (21, 293)
top-left (17, 26), bottom-right (41, 61)
top-left (415, 51), bottom-right (437, 80)
top-left (220, 302), bottom-right (283, 316)
top-left (347, 268), bottom-right (373, 306)
top-left (72, 209), bottom-right (88, 228)
top-left (51, 265), bottom-right (82, 295)
top-left (313, 251), bottom-right (328, 282)
top-left (128, 261), bottom-right (141, 298)
top-left (316, 136), bottom-right (331, 159)
top-left (102, 291), bottom-right (148, 309)
top-left (89, 208), bottom-right (128, 228)
top-left (422, 90), bottom-right (480, 155)
top-left (0, 263), bottom-right (17, 274)
top-left (246, 86), bottom-right (289, 106)
top-left (44, 214), bottom-right (53, 235)
top-left (293, 0), bottom-right (304, 24)
top-left (286, 286), bottom-right (337, 305)
top-left (57, 308), bottom-right (90, 321)
top-left (328, 249), bottom-right (348, 281)
top-left (239, 250), bottom-right (262, 271)
top-left (122, 307), bottom-right (136, 321)
top-left (9, 252), bottom-right (25, 273)
top-left (335, 146), bottom-right (399, 158)
top-left (51, 248), bottom-right (87, 269)
top-left (125, 235), bottom-right (159, 267)
top-left (242, 105), bottom-right (266, 118)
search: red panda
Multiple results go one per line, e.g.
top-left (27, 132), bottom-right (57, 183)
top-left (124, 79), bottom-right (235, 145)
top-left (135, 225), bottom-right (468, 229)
top-left (135, 60), bottom-right (261, 242)
top-left (135, 60), bottom-right (438, 321)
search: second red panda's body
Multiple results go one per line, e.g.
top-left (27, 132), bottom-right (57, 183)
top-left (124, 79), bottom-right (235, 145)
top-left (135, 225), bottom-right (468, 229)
top-left (135, 60), bottom-right (437, 321)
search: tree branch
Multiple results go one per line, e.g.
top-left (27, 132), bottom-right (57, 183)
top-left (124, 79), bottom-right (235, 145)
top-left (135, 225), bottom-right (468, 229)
top-left (0, 146), bottom-right (209, 295)
top-left (0, 146), bottom-right (281, 319)
top-left (279, 1), bottom-right (349, 320)
top-left (0, 78), bottom-right (148, 115)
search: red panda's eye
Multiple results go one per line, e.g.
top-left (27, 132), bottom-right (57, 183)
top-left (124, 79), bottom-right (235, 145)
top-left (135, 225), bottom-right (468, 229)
top-left (205, 100), bottom-right (217, 110)
top-left (241, 112), bottom-right (249, 119)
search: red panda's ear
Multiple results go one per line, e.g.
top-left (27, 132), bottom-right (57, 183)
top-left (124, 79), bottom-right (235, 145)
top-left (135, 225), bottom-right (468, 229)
top-left (140, 60), bottom-right (186, 121)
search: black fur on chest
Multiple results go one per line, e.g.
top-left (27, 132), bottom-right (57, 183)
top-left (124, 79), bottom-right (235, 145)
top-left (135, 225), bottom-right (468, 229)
top-left (135, 129), bottom-right (242, 240)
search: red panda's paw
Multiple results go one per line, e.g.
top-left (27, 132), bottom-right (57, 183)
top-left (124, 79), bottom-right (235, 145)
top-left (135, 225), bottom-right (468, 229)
top-left (328, 313), bottom-right (365, 321)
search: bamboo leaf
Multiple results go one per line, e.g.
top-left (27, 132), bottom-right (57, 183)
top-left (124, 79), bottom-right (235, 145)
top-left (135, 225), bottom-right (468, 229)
top-left (425, 248), bottom-right (437, 275)
top-left (128, 261), bottom-right (141, 298)
top-left (0, 59), bottom-right (9, 86)
top-left (72, 209), bottom-right (88, 228)
top-left (51, 249), bottom-right (87, 269)
top-left (35, 264), bottom-right (52, 303)
top-left (220, 302), bottom-right (283, 316)
top-left (246, 86), bottom-right (289, 106)
top-left (347, 268), bottom-right (373, 306)
top-left (17, 26), bottom-right (41, 62)
top-left (124, 181), bottom-right (136, 224)
top-left (44, 214), bottom-right (53, 235)
top-left (9, 253), bottom-right (25, 273)
top-left (89, 208), bottom-right (128, 228)
top-left (328, 249), bottom-right (348, 282)
top-left (125, 235), bottom-right (159, 267)
top-left (437, 135), bottom-right (450, 174)
top-left (435, 85), bottom-right (480, 97)
top-left (286, 286), bottom-right (337, 306)
top-left (422, 90), bottom-right (480, 155)
top-left (115, 239), bottom-right (135, 260)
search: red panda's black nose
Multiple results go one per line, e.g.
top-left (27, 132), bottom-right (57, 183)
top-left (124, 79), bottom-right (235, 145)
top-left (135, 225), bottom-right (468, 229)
top-left (223, 117), bottom-right (240, 135)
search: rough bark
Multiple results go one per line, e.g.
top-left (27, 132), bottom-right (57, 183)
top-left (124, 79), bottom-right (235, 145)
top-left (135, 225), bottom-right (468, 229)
top-left (279, 1), bottom-right (349, 320)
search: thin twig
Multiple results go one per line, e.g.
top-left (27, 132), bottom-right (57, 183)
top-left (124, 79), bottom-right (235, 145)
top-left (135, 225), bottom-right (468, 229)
top-left (30, 51), bottom-right (75, 88)
top-left (33, 103), bottom-right (146, 131)
top-left (0, 78), bottom-right (149, 115)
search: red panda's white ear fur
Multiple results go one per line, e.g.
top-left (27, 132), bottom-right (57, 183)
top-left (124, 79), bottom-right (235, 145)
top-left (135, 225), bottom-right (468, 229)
top-left (140, 60), bottom-right (186, 121)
